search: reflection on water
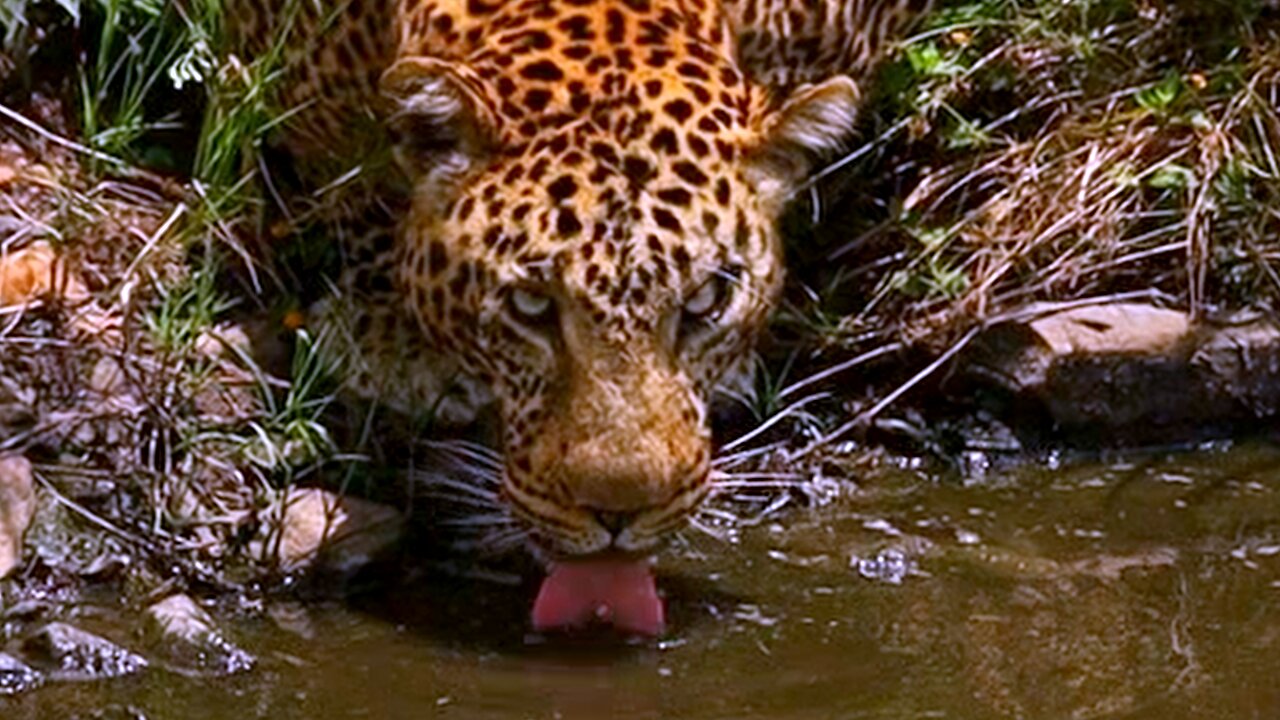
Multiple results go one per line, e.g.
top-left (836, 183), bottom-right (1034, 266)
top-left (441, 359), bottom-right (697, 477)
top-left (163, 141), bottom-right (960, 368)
top-left (8, 444), bottom-right (1280, 719)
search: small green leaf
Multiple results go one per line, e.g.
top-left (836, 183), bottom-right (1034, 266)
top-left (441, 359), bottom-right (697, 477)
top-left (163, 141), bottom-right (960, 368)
top-left (1147, 163), bottom-right (1195, 191)
top-left (907, 42), bottom-right (943, 74)
top-left (906, 41), bottom-right (964, 78)
top-left (1108, 162), bottom-right (1140, 189)
top-left (1135, 71), bottom-right (1185, 115)
top-left (946, 116), bottom-right (991, 149)
top-left (927, 258), bottom-right (970, 298)
top-left (1213, 160), bottom-right (1252, 206)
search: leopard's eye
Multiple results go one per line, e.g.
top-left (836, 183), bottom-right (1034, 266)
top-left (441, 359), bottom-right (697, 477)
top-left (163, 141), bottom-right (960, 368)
top-left (683, 277), bottom-right (723, 318)
top-left (508, 287), bottom-right (555, 324)
top-left (681, 270), bottom-right (736, 326)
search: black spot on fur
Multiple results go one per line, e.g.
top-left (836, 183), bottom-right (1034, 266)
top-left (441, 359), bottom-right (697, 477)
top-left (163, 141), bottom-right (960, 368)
top-left (673, 161), bottom-right (709, 186)
top-left (652, 207), bottom-right (682, 233)
top-left (650, 127), bottom-right (679, 154)
top-left (558, 208), bottom-right (583, 237)
top-left (520, 60), bottom-right (564, 81)
top-left (663, 99), bottom-right (694, 123)
top-left (657, 187), bottom-right (692, 206)
top-left (548, 175), bottom-right (578, 202)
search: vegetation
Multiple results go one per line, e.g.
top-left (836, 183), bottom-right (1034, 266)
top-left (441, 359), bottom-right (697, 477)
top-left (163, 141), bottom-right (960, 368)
top-left (0, 0), bottom-right (343, 588)
top-left (764, 0), bottom-right (1280, 447)
top-left (0, 0), bottom-right (1277, 587)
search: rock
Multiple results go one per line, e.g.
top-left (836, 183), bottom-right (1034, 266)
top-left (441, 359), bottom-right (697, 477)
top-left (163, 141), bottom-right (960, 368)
top-left (0, 374), bottom-right (36, 435)
top-left (266, 601), bottom-right (316, 640)
top-left (1030, 303), bottom-right (1191, 355)
top-left (968, 303), bottom-right (1191, 390)
top-left (253, 488), bottom-right (403, 575)
top-left (21, 489), bottom-right (130, 576)
top-left (22, 622), bottom-right (148, 681)
top-left (1193, 319), bottom-right (1280, 418)
top-left (853, 547), bottom-right (919, 585)
top-left (0, 652), bottom-right (44, 696)
top-left (144, 594), bottom-right (255, 676)
top-left (958, 303), bottom-right (1280, 446)
top-left (0, 454), bottom-right (36, 579)
top-left (2, 599), bottom-right (49, 621)
top-left (0, 241), bottom-right (89, 307)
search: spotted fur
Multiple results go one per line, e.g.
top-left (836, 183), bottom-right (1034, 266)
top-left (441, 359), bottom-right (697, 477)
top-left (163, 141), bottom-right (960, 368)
top-left (227, 0), bottom-right (931, 557)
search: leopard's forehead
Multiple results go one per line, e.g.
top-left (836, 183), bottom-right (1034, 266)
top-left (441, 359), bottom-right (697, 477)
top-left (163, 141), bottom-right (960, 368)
top-left (443, 126), bottom-right (763, 312)
top-left (415, 4), bottom-right (775, 325)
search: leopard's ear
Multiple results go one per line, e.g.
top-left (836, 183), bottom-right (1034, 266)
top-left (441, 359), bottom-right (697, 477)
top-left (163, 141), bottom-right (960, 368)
top-left (747, 76), bottom-right (861, 198)
top-left (381, 57), bottom-right (498, 196)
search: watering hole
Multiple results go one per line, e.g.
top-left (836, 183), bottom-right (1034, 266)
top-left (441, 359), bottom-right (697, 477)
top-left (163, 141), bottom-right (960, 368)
top-left (8, 442), bottom-right (1280, 720)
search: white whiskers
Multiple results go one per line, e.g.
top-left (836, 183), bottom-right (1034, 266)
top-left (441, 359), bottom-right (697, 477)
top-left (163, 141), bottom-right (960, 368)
top-left (412, 439), bottom-right (527, 555)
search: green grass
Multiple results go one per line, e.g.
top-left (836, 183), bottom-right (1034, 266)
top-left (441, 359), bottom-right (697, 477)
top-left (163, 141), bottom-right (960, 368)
top-left (191, 0), bottom-right (297, 202)
top-left (0, 0), bottom-right (362, 576)
top-left (238, 328), bottom-right (342, 479)
top-left (76, 0), bottom-right (186, 163)
top-left (144, 255), bottom-right (235, 352)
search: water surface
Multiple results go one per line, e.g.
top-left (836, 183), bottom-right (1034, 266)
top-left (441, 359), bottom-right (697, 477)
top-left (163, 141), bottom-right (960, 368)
top-left (8, 444), bottom-right (1280, 719)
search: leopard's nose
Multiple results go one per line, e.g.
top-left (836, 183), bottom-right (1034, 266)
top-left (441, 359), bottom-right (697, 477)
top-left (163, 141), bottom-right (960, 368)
top-left (589, 508), bottom-right (643, 537)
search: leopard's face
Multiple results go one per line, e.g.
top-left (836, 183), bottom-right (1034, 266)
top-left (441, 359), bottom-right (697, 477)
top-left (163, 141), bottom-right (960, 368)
top-left (400, 134), bottom-right (784, 556)
top-left (384, 13), bottom-right (861, 559)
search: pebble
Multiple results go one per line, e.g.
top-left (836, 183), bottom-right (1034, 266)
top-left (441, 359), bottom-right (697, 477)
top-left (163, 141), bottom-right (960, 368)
top-left (853, 548), bottom-right (916, 585)
top-left (145, 594), bottom-right (256, 676)
top-left (23, 622), bottom-right (148, 681)
top-left (0, 652), bottom-right (44, 695)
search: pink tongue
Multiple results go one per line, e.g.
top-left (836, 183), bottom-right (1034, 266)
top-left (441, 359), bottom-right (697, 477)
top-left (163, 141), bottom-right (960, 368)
top-left (532, 558), bottom-right (665, 636)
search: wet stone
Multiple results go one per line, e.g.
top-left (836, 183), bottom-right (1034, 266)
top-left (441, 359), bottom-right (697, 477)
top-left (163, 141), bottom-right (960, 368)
top-left (144, 594), bottom-right (256, 676)
top-left (957, 303), bottom-right (1280, 446)
top-left (0, 652), bottom-right (44, 695)
top-left (23, 622), bottom-right (148, 681)
top-left (253, 488), bottom-right (404, 577)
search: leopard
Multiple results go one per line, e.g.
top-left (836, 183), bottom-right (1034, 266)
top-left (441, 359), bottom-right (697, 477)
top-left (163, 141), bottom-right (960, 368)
top-left (227, 0), bottom-right (932, 626)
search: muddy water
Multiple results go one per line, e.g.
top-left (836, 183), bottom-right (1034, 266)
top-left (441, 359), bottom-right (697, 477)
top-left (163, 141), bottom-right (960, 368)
top-left (10, 444), bottom-right (1280, 719)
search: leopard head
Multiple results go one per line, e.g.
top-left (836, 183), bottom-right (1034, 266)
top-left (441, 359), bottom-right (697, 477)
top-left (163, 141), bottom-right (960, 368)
top-left (381, 15), bottom-right (859, 559)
